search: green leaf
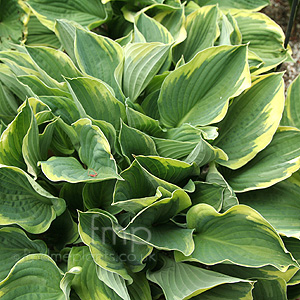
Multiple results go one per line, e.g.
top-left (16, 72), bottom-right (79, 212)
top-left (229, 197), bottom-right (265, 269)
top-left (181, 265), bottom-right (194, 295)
top-left (173, 5), bottom-right (220, 62)
top-left (224, 127), bottom-right (300, 192)
top-left (66, 77), bottom-right (126, 130)
top-left (206, 162), bottom-right (238, 211)
top-left (191, 182), bottom-right (224, 211)
top-left (78, 210), bottom-right (132, 281)
top-left (153, 3), bottom-right (186, 44)
top-left (0, 165), bottom-right (66, 234)
top-left (158, 45), bottom-right (251, 127)
top-left (113, 158), bottom-right (185, 212)
top-left (0, 99), bottom-right (31, 169)
top-left (153, 137), bottom-right (197, 160)
top-left (60, 267), bottom-right (82, 300)
top-left (0, 81), bottom-right (18, 124)
top-left (0, 227), bottom-right (48, 282)
top-left (54, 19), bottom-right (80, 65)
top-left (0, 64), bottom-right (33, 101)
top-left (135, 155), bottom-right (199, 184)
top-left (192, 282), bottom-right (254, 300)
top-left (128, 272), bottom-right (152, 300)
top-left (40, 118), bottom-right (120, 183)
top-left (0, 0), bottom-right (23, 50)
top-left (0, 254), bottom-right (65, 300)
top-left (233, 10), bottom-right (290, 73)
top-left (60, 182), bottom-right (85, 218)
top-left (25, 16), bottom-right (60, 48)
top-left (212, 263), bottom-right (298, 289)
top-left (26, 46), bottom-right (82, 82)
top-left (68, 246), bottom-right (123, 300)
top-left (214, 73), bottom-right (285, 169)
top-left (147, 256), bottom-right (251, 300)
top-left (134, 12), bottom-right (173, 44)
top-left (193, 0), bottom-right (269, 10)
top-left (119, 189), bottom-right (194, 255)
top-left (123, 42), bottom-right (171, 101)
top-left (126, 106), bottom-right (164, 137)
top-left (74, 28), bottom-right (124, 100)
top-left (39, 96), bottom-right (80, 125)
top-left (96, 267), bottom-right (130, 300)
top-left (27, 0), bottom-right (111, 31)
top-left (176, 204), bottom-right (297, 271)
top-left (238, 177), bottom-right (300, 239)
top-left (22, 102), bottom-right (42, 178)
top-left (119, 122), bottom-right (158, 163)
top-left (281, 75), bottom-right (300, 129)
top-left (44, 209), bottom-right (79, 250)
top-left (83, 180), bottom-right (121, 214)
top-left (17, 75), bottom-right (71, 98)
top-left (252, 278), bottom-right (287, 300)
top-left (184, 137), bottom-right (228, 167)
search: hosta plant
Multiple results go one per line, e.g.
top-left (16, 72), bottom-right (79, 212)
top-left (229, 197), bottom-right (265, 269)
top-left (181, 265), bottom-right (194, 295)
top-left (0, 0), bottom-right (300, 299)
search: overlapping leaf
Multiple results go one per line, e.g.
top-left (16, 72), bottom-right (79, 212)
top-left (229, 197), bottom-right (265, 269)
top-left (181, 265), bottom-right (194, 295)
top-left (158, 45), bottom-right (251, 127)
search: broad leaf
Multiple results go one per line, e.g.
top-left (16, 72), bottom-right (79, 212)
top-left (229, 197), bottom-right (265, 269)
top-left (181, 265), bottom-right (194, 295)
top-left (119, 189), bottom-right (194, 255)
top-left (0, 99), bottom-right (31, 169)
top-left (26, 46), bottom-right (82, 82)
top-left (214, 73), bottom-right (285, 169)
top-left (233, 10), bottom-right (290, 73)
top-left (0, 0), bottom-right (23, 50)
top-left (96, 267), bottom-right (130, 300)
top-left (206, 162), bottom-right (238, 211)
top-left (158, 45), bottom-right (251, 127)
top-left (113, 158), bottom-right (186, 212)
top-left (193, 0), bottom-right (269, 10)
top-left (68, 246), bottom-right (123, 300)
top-left (27, 0), bottom-right (111, 31)
top-left (191, 181), bottom-right (224, 211)
top-left (134, 12), bottom-right (173, 44)
top-left (40, 118), bottom-right (121, 183)
top-left (173, 5), bottom-right (220, 62)
top-left (147, 256), bottom-right (251, 300)
top-left (119, 122), bottom-right (158, 163)
top-left (0, 81), bottom-right (18, 124)
top-left (25, 15), bottom-right (60, 48)
top-left (74, 28), bottom-right (124, 100)
top-left (281, 74), bottom-right (300, 129)
top-left (0, 165), bottom-right (66, 233)
top-left (176, 204), bottom-right (297, 271)
top-left (193, 282), bottom-right (254, 300)
top-left (0, 227), bottom-right (48, 281)
top-left (239, 176), bottom-right (300, 239)
top-left (66, 77), bottom-right (126, 129)
top-left (252, 278), bottom-right (287, 300)
top-left (225, 127), bottom-right (300, 192)
top-left (123, 42), bottom-right (171, 101)
top-left (0, 254), bottom-right (65, 300)
top-left (83, 180), bottom-right (121, 214)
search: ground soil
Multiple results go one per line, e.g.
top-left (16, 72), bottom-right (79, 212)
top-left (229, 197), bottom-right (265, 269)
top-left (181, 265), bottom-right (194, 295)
top-left (262, 0), bottom-right (300, 90)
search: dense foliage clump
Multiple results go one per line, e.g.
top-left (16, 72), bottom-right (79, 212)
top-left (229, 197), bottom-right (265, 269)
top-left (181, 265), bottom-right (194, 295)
top-left (0, 0), bottom-right (300, 299)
